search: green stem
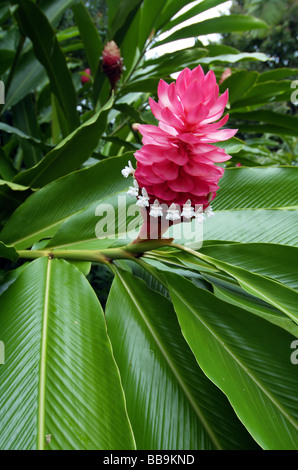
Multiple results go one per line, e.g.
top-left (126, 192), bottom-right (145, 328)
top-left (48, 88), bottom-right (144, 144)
top-left (17, 239), bottom-right (174, 265)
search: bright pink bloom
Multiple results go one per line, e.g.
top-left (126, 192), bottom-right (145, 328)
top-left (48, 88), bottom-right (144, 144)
top-left (81, 68), bottom-right (91, 84)
top-left (133, 65), bottom-right (237, 209)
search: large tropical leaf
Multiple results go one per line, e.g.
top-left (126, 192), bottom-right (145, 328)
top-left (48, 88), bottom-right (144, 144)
top-left (12, 95), bottom-right (43, 168)
top-left (2, 0), bottom-right (75, 111)
top-left (201, 243), bottom-right (298, 290)
top-left (213, 166), bottom-right (298, 211)
top-left (0, 154), bottom-right (132, 249)
top-left (202, 255), bottom-right (298, 324)
top-left (203, 209), bottom-right (298, 246)
top-left (166, 274), bottom-right (298, 450)
top-left (159, 0), bottom-right (230, 34)
top-left (72, 1), bottom-right (102, 75)
top-left (0, 257), bottom-right (135, 450)
top-left (14, 0), bottom-right (79, 132)
top-left (13, 96), bottom-right (113, 188)
top-left (105, 267), bottom-right (259, 450)
top-left (202, 271), bottom-right (298, 336)
top-left (151, 15), bottom-right (268, 49)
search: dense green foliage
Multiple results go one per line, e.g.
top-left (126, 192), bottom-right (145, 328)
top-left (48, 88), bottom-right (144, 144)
top-left (0, 0), bottom-right (297, 450)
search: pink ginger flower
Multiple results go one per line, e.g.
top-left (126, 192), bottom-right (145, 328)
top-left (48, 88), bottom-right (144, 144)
top-left (133, 66), bottom-right (236, 206)
top-left (122, 65), bottom-right (237, 240)
top-left (102, 41), bottom-right (123, 90)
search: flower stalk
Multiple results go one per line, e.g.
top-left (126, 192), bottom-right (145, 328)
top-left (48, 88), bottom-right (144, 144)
top-left (16, 238), bottom-right (174, 265)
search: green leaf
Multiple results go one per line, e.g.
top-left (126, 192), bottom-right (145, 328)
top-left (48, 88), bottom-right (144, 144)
top-left (154, 0), bottom-right (215, 33)
top-left (203, 272), bottom-right (298, 336)
top-left (0, 241), bottom-right (18, 262)
top-left (114, 4), bottom-right (141, 78)
top-left (107, 0), bottom-right (142, 42)
top-left (160, 0), bottom-right (230, 33)
top-left (201, 243), bottom-right (298, 290)
top-left (197, 251), bottom-right (298, 324)
top-left (198, 51), bottom-right (269, 64)
top-left (198, 166), bottom-right (298, 246)
top-left (230, 110), bottom-right (298, 136)
top-left (0, 148), bottom-right (17, 181)
top-left (0, 154), bottom-right (132, 249)
top-left (2, 0), bottom-right (76, 111)
top-left (0, 122), bottom-right (51, 153)
top-left (140, 47), bottom-right (208, 77)
top-left (236, 124), bottom-right (298, 138)
top-left (138, 0), bottom-right (165, 51)
top-left (257, 68), bottom-right (298, 83)
top-left (105, 267), bottom-right (258, 450)
top-left (203, 209), bottom-right (298, 246)
top-left (0, 179), bottom-right (32, 219)
top-left (219, 70), bottom-right (259, 104)
top-left (215, 137), bottom-right (244, 154)
top-left (56, 26), bottom-right (80, 42)
top-left (213, 166), bottom-right (298, 211)
top-left (152, 15), bottom-right (268, 49)
top-left (2, 49), bottom-right (46, 112)
top-left (12, 94), bottom-right (43, 168)
top-left (0, 257), bottom-right (135, 450)
top-left (40, 0), bottom-right (77, 28)
top-left (0, 25), bottom-right (19, 75)
top-left (14, 95), bottom-right (113, 188)
top-left (44, 191), bottom-right (141, 251)
top-left (166, 274), bottom-right (298, 450)
top-left (72, 1), bottom-right (102, 75)
top-left (14, 0), bottom-right (79, 132)
top-left (119, 77), bottom-right (160, 95)
top-left (232, 80), bottom-right (292, 108)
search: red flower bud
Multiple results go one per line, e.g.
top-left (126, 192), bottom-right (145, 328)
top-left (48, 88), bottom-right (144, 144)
top-left (102, 41), bottom-right (123, 90)
top-left (81, 68), bottom-right (91, 84)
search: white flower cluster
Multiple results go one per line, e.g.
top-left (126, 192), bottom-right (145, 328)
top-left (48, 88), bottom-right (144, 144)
top-left (122, 161), bottom-right (215, 222)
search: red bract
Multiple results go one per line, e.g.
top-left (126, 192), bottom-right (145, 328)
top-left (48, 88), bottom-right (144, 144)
top-left (102, 41), bottom-right (123, 90)
top-left (132, 66), bottom-right (237, 212)
top-left (81, 68), bottom-right (91, 84)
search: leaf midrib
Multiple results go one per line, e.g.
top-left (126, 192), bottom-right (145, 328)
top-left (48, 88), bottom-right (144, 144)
top-left (170, 286), bottom-right (298, 432)
top-left (115, 268), bottom-right (223, 450)
top-left (37, 257), bottom-right (52, 450)
top-left (4, 188), bottom-right (128, 248)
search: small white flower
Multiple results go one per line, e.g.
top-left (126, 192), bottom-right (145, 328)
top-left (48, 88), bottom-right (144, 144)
top-left (127, 179), bottom-right (139, 197)
top-left (195, 213), bottom-right (206, 223)
top-left (194, 207), bottom-right (205, 223)
top-left (149, 199), bottom-right (163, 218)
top-left (166, 203), bottom-right (180, 221)
top-left (136, 187), bottom-right (150, 207)
top-left (181, 199), bottom-right (195, 219)
top-left (121, 160), bottom-right (135, 178)
top-left (204, 205), bottom-right (215, 218)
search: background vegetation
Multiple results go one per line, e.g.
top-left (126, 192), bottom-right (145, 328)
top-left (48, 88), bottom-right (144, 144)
top-left (0, 0), bottom-right (297, 450)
